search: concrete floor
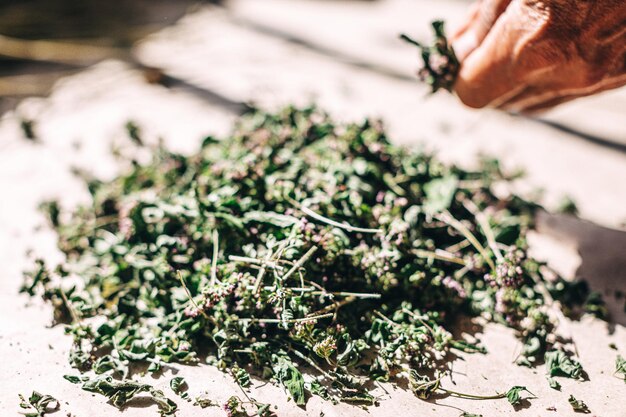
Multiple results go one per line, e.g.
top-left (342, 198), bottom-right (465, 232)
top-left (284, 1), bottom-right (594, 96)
top-left (1, 1), bottom-right (625, 416)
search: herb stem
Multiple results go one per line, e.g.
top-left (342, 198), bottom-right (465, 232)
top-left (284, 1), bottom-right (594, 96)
top-left (299, 205), bottom-right (381, 234)
top-left (445, 239), bottom-right (471, 254)
top-left (210, 229), bottom-right (220, 285)
top-left (413, 249), bottom-right (467, 266)
top-left (177, 271), bottom-right (210, 320)
top-left (245, 285), bottom-right (381, 299)
top-left (436, 211), bottom-right (495, 271)
top-left (462, 199), bottom-right (503, 262)
top-left (439, 387), bottom-right (505, 400)
top-left (228, 255), bottom-right (285, 271)
top-left (238, 312), bottom-right (333, 324)
top-left (253, 249), bottom-right (273, 295)
top-left (291, 348), bottom-right (338, 384)
top-left (58, 287), bottom-right (80, 324)
top-left (280, 246), bottom-right (318, 283)
top-left (399, 33), bottom-right (422, 48)
top-left (373, 310), bottom-right (400, 327)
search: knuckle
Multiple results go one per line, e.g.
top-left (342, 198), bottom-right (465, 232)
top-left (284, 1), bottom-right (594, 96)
top-left (581, 65), bottom-right (604, 86)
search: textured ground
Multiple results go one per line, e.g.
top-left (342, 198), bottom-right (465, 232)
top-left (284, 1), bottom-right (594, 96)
top-left (1, 1), bottom-right (625, 416)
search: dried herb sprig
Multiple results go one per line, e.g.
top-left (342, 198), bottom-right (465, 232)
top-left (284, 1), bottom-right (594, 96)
top-left (25, 106), bottom-right (595, 414)
top-left (545, 350), bottom-right (584, 380)
top-left (409, 371), bottom-right (534, 407)
top-left (400, 20), bottom-right (460, 93)
top-left (568, 395), bottom-right (590, 413)
top-left (18, 391), bottom-right (59, 417)
top-left (65, 375), bottom-right (177, 415)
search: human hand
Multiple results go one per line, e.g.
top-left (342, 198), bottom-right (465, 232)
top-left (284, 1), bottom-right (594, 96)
top-left (451, 0), bottom-right (626, 112)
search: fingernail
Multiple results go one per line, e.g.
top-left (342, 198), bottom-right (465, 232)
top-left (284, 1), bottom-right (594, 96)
top-left (453, 30), bottom-right (478, 61)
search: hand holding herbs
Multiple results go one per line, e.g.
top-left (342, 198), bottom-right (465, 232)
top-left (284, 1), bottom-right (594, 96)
top-left (448, 0), bottom-right (626, 111)
top-left (24, 106), bottom-right (600, 415)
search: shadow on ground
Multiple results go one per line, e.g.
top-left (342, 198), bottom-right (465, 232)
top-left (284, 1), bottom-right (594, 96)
top-left (537, 211), bottom-right (626, 326)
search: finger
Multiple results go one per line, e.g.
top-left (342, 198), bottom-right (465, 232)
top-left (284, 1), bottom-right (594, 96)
top-left (501, 74), bottom-right (626, 113)
top-left (451, 0), bottom-right (513, 61)
top-left (454, 2), bottom-right (552, 108)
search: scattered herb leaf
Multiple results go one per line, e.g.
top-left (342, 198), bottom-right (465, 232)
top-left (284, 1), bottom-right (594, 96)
top-left (170, 376), bottom-right (189, 400)
top-left (568, 395), bottom-right (590, 413)
top-left (505, 386), bottom-right (534, 406)
top-left (18, 391), bottom-right (59, 417)
top-left (545, 350), bottom-right (584, 380)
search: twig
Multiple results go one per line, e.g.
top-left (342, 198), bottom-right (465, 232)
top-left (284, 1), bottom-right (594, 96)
top-left (238, 312), bottom-right (333, 324)
top-left (177, 271), bottom-right (210, 320)
top-left (253, 249), bottom-right (273, 295)
top-left (280, 246), bottom-right (318, 282)
top-left (210, 229), bottom-right (220, 285)
top-left (244, 286), bottom-right (381, 299)
top-left (300, 205), bottom-right (382, 234)
top-left (436, 210), bottom-right (495, 271)
top-left (228, 255), bottom-right (285, 271)
top-left (462, 199), bottom-right (503, 262)
top-left (413, 249), bottom-right (467, 266)
top-left (58, 287), bottom-right (80, 324)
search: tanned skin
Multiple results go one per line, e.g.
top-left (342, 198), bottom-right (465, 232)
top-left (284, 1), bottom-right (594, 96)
top-left (451, 0), bottom-right (626, 112)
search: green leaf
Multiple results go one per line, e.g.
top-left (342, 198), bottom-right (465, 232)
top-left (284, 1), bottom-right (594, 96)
top-left (193, 394), bottom-right (216, 408)
top-left (274, 358), bottom-right (306, 405)
top-left (306, 381), bottom-right (331, 401)
top-left (18, 391), bottom-right (59, 417)
top-left (568, 395), bottom-right (590, 413)
top-left (408, 370), bottom-right (440, 400)
top-left (255, 401), bottom-right (273, 417)
top-left (505, 386), bottom-right (533, 406)
top-left (545, 350), bottom-right (583, 379)
top-left (81, 375), bottom-right (177, 415)
top-left (223, 396), bottom-right (247, 417)
top-left (93, 354), bottom-right (127, 376)
top-left (82, 376), bottom-right (151, 408)
top-left (450, 340), bottom-right (487, 354)
top-left (169, 376), bottom-right (189, 400)
top-left (232, 366), bottom-right (251, 388)
top-left (244, 211), bottom-right (299, 228)
top-left (341, 390), bottom-right (377, 405)
top-left (63, 375), bottom-right (88, 384)
top-left (423, 175), bottom-right (458, 214)
top-left (149, 388), bottom-right (178, 416)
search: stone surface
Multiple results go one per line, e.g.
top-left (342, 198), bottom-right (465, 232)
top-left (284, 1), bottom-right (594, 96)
top-left (1, 1), bottom-right (625, 416)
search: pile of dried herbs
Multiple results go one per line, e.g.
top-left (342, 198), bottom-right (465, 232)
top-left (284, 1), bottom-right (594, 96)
top-left (23, 106), bottom-right (598, 415)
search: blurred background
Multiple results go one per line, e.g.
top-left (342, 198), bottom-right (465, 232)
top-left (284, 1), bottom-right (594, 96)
top-left (0, 0), bottom-right (625, 321)
top-left (0, 0), bottom-right (213, 113)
